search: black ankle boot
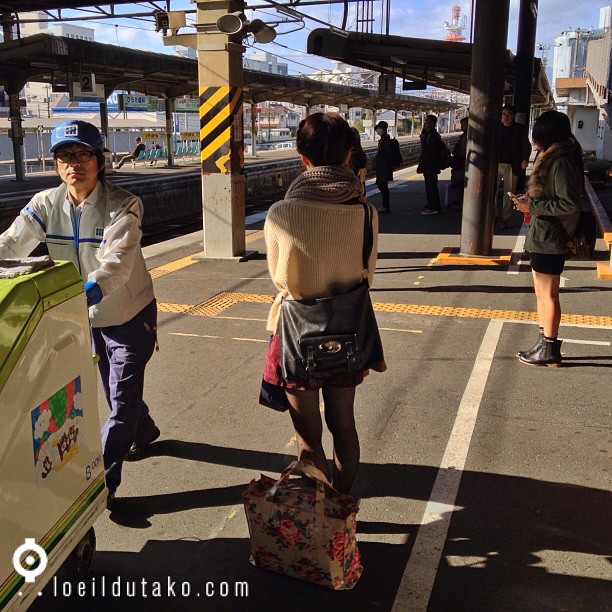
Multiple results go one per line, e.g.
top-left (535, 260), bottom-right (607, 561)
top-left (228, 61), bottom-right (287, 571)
top-left (516, 329), bottom-right (544, 360)
top-left (518, 338), bottom-right (562, 367)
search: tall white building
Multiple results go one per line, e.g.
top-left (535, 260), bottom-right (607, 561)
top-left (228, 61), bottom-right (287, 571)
top-left (551, 7), bottom-right (611, 155)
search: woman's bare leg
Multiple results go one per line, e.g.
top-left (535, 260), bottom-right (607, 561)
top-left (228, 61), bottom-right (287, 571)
top-left (532, 270), bottom-right (561, 337)
top-left (285, 388), bottom-right (330, 481)
top-left (322, 385), bottom-right (359, 494)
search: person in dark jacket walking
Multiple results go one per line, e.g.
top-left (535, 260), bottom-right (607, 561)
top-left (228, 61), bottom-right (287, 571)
top-left (374, 121), bottom-right (393, 213)
top-left (417, 115), bottom-right (444, 215)
top-left (512, 111), bottom-right (582, 367)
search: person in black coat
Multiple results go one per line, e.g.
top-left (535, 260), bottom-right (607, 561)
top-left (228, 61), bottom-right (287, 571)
top-left (374, 121), bottom-right (393, 213)
top-left (417, 115), bottom-right (444, 215)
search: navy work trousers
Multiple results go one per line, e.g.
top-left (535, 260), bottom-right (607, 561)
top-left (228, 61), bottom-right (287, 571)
top-left (92, 299), bottom-right (158, 492)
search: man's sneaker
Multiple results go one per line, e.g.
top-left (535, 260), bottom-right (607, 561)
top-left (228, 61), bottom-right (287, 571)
top-left (422, 207), bottom-right (441, 215)
top-left (126, 427), bottom-right (161, 461)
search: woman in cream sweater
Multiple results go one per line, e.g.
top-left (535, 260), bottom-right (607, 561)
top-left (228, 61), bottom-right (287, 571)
top-left (263, 112), bottom-right (383, 493)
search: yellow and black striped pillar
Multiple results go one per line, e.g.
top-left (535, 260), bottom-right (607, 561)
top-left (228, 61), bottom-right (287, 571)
top-left (196, 0), bottom-right (252, 259)
top-left (199, 85), bottom-right (244, 174)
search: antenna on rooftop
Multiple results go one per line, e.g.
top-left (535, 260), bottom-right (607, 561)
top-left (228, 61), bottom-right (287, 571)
top-left (443, 4), bottom-right (466, 42)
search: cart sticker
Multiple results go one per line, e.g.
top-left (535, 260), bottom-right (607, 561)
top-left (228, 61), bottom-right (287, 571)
top-left (31, 377), bottom-right (83, 484)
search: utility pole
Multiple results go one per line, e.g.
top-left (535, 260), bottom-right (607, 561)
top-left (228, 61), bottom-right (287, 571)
top-left (2, 12), bottom-right (26, 182)
top-left (195, 0), bottom-right (252, 259)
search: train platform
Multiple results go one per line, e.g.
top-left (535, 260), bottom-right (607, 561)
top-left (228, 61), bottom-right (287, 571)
top-left (21, 165), bottom-right (612, 611)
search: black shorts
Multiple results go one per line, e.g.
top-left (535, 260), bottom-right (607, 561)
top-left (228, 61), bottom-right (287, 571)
top-left (530, 252), bottom-right (566, 275)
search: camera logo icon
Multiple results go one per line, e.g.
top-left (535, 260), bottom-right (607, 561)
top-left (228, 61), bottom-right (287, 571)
top-left (12, 538), bottom-right (48, 584)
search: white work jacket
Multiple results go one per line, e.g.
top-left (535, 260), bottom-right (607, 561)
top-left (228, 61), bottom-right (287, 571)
top-left (0, 180), bottom-right (155, 328)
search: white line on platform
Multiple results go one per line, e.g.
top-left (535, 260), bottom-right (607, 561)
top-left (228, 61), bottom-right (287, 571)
top-left (560, 338), bottom-right (611, 346)
top-left (391, 319), bottom-right (502, 612)
top-left (508, 224), bottom-right (528, 275)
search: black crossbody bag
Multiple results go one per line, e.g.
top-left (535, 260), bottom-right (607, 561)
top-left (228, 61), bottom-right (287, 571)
top-left (279, 203), bottom-right (384, 388)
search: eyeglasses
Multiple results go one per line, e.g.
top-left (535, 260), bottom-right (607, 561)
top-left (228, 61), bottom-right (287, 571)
top-left (55, 150), bottom-right (96, 163)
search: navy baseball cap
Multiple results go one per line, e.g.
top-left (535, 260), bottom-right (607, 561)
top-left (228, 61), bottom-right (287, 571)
top-left (50, 120), bottom-right (104, 153)
top-left (374, 121), bottom-right (388, 130)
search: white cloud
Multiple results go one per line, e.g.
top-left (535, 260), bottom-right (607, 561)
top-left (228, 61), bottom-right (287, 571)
top-left (33, 408), bottom-right (51, 440)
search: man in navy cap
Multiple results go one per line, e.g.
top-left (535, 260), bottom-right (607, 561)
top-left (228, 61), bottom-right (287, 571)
top-left (0, 120), bottom-right (160, 510)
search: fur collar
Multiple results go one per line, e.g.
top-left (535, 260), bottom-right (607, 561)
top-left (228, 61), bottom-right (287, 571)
top-left (527, 138), bottom-right (578, 199)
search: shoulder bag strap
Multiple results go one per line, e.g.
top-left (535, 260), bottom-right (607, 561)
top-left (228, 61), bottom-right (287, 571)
top-left (362, 202), bottom-right (373, 271)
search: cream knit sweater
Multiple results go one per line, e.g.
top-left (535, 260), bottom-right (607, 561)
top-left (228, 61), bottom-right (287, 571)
top-left (264, 192), bottom-right (378, 333)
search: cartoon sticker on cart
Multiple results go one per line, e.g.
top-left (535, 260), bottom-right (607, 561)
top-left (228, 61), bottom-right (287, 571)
top-left (31, 377), bottom-right (83, 484)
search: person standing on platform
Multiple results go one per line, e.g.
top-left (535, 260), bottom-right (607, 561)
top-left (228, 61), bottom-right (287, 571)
top-left (513, 111), bottom-right (582, 367)
top-left (113, 135), bottom-right (145, 169)
top-left (262, 112), bottom-right (384, 493)
top-left (417, 115), bottom-right (444, 215)
top-left (349, 127), bottom-right (368, 195)
top-left (0, 120), bottom-right (160, 509)
top-left (374, 120), bottom-right (393, 213)
top-left (448, 116), bottom-right (469, 208)
top-left (497, 104), bottom-right (532, 228)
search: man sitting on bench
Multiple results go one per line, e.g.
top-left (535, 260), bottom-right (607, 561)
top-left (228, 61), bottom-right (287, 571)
top-left (114, 136), bottom-right (145, 169)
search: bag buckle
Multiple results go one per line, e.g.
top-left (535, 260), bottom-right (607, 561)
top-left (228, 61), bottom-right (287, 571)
top-left (319, 339), bottom-right (342, 354)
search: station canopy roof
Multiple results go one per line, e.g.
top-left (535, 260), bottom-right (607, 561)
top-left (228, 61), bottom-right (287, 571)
top-left (0, 33), bottom-right (458, 112)
top-left (307, 29), bottom-right (553, 108)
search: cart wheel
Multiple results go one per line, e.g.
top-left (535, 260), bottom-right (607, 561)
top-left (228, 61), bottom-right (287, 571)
top-left (65, 527), bottom-right (96, 579)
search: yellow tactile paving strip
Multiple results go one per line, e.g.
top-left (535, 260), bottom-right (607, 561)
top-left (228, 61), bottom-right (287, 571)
top-left (149, 231), bottom-right (263, 280)
top-left (157, 292), bottom-right (612, 327)
top-left (246, 230), bottom-right (264, 243)
top-left (150, 255), bottom-right (198, 279)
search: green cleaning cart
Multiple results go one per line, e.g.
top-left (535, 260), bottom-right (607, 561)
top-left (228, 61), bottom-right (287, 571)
top-left (0, 259), bottom-right (107, 611)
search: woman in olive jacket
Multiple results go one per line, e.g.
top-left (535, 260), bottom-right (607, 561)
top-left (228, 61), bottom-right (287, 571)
top-left (513, 111), bottom-right (583, 366)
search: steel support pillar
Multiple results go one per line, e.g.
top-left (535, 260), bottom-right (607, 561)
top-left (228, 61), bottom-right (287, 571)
top-left (164, 97), bottom-right (175, 167)
top-left (100, 99), bottom-right (109, 146)
top-left (196, 0), bottom-right (251, 259)
top-left (514, 0), bottom-right (538, 126)
top-left (460, 0), bottom-right (511, 256)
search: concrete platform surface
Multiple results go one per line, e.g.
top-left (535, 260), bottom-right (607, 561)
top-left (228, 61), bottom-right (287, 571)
top-left (22, 167), bottom-right (612, 612)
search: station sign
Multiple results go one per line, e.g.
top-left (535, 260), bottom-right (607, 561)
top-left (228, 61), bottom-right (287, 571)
top-left (179, 131), bottom-right (199, 139)
top-left (141, 131), bottom-right (166, 140)
top-left (72, 81), bottom-right (105, 103)
top-left (175, 98), bottom-right (199, 113)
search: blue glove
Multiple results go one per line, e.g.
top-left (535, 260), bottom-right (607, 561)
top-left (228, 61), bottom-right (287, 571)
top-left (84, 281), bottom-right (103, 307)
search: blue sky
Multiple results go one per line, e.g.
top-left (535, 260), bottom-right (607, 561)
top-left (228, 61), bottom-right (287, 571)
top-left (58, 0), bottom-right (608, 76)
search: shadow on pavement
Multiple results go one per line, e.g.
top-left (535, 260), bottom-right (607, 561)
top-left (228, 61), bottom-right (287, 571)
top-left (32, 446), bottom-right (611, 611)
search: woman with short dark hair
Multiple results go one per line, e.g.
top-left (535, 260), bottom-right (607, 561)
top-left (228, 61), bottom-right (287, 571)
top-left (513, 110), bottom-right (583, 366)
top-left (262, 112), bottom-right (385, 493)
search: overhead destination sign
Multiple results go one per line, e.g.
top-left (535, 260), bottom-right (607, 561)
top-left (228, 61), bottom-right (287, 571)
top-left (175, 98), bottom-right (199, 113)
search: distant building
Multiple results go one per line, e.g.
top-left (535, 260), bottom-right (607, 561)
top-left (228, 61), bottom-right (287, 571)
top-left (244, 51), bottom-right (288, 75)
top-left (551, 6), bottom-right (612, 157)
